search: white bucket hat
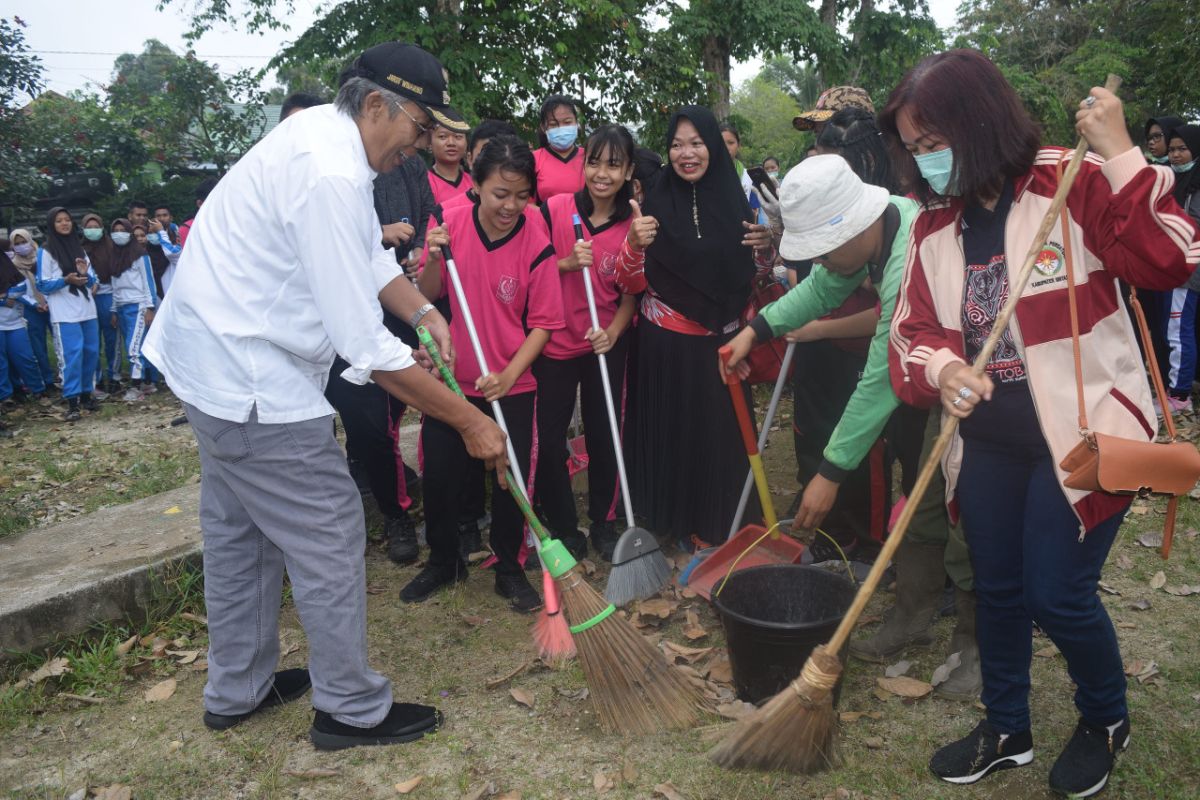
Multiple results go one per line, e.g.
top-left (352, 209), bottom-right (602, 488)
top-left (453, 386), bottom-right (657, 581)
top-left (778, 154), bottom-right (889, 261)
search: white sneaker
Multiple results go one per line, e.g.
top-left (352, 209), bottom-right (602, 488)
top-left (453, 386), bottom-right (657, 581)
top-left (122, 388), bottom-right (143, 403)
top-left (143, 383), bottom-right (159, 395)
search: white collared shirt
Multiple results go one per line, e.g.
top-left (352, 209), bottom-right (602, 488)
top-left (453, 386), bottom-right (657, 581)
top-left (143, 105), bottom-right (413, 424)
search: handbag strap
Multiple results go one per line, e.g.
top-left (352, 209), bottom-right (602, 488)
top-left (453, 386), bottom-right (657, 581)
top-left (1056, 158), bottom-right (1178, 442)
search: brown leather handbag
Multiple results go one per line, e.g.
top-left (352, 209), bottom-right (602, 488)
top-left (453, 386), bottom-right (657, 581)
top-left (1055, 163), bottom-right (1200, 557)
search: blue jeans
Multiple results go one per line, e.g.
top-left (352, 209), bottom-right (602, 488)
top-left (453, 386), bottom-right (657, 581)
top-left (0, 327), bottom-right (47, 400)
top-left (958, 437), bottom-right (1127, 734)
top-left (51, 319), bottom-right (99, 399)
top-left (23, 305), bottom-right (56, 385)
top-left (93, 292), bottom-right (121, 383)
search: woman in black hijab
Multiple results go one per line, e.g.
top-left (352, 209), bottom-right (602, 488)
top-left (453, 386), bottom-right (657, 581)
top-left (617, 105), bottom-right (773, 547)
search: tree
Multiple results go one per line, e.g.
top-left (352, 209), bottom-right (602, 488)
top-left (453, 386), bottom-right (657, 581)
top-left (1, 15), bottom-right (48, 212)
top-left (730, 76), bottom-right (808, 168)
top-left (21, 91), bottom-right (149, 183)
top-left (757, 57), bottom-right (821, 108)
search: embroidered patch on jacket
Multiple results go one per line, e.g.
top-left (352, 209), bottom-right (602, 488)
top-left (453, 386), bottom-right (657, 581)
top-left (1034, 242), bottom-right (1065, 276)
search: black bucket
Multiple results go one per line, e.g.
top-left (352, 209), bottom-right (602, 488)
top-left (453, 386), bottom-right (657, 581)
top-left (712, 564), bottom-right (856, 704)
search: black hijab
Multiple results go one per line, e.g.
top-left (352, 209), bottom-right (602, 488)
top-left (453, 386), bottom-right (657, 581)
top-left (108, 218), bottom-right (147, 278)
top-left (1166, 124), bottom-right (1200, 207)
top-left (642, 106), bottom-right (755, 332)
top-left (0, 248), bottom-right (22, 294)
top-left (81, 212), bottom-right (116, 284)
top-left (43, 206), bottom-right (89, 298)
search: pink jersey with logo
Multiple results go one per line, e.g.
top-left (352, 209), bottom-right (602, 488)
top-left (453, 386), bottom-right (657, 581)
top-left (541, 192), bottom-right (633, 360)
top-left (428, 167), bottom-right (474, 207)
top-left (533, 147), bottom-right (585, 203)
top-left (427, 202), bottom-right (564, 397)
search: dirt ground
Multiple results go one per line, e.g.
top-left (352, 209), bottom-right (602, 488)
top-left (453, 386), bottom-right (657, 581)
top-left (2, 394), bottom-right (1199, 799)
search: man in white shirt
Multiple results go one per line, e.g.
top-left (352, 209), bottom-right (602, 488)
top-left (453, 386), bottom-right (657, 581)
top-left (143, 42), bottom-right (506, 751)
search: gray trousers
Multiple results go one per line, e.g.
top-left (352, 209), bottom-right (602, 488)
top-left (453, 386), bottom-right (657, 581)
top-left (185, 402), bottom-right (392, 727)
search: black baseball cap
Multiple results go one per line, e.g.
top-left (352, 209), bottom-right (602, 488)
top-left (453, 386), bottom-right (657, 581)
top-left (342, 42), bottom-right (469, 133)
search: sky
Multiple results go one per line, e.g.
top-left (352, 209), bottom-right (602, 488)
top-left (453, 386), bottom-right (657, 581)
top-left (15, 0), bottom-right (962, 100)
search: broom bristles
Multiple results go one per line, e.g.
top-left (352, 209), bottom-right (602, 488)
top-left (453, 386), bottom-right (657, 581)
top-left (708, 645), bottom-right (843, 773)
top-left (604, 547), bottom-right (673, 605)
top-left (533, 571), bottom-right (576, 663)
top-left (556, 568), bottom-right (706, 735)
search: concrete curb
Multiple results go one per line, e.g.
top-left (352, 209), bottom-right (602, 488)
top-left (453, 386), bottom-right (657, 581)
top-left (0, 484), bottom-right (203, 657)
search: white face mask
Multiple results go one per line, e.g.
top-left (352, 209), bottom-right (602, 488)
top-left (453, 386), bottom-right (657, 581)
top-left (111, 232), bottom-right (132, 246)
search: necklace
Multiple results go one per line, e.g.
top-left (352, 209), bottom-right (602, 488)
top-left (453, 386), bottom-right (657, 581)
top-left (692, 184), bottom-right (702, 239)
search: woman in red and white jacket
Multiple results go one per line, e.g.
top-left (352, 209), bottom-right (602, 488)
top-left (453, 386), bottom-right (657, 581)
top-left (882, 50), bottom-right (1197, 796)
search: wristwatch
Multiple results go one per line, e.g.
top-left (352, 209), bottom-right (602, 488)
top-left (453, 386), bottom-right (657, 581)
top-left (409, 302), bottom-right (435, 329)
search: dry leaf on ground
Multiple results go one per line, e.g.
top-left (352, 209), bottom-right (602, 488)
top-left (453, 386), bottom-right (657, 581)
top-left (1098, 581), bottom-right (1121, 595)
top-left (509, 688), bottom-right (535, 709)
top-left (1164, 584), bottom-right (1200, 596)
top-left (394, 775), bottom-right (424, 793)
top-left (1124, 659), bottom-right (1160, 683)
top-left (115, 636), bottom-right (138, 656)
top-left (681, 609), bottom-right (708, 641)
top-left (653, 783), bottom-right (689, 800)
top-left (930, 652), bottom-right (962, 687)
top-left (485, 661), bottom-right (529, 689)
top-left (166, 649), bottom-right (200, 665)
top-left (1128, 598), bottom-right (1153, 611)
top-left (593, 769), bottom-right (616, 793)
top-left (1034, 645), bottom-right (1059, 658)
top-left (877, 676), bottom-right (933, 699)
top-left (144, 678), bottom-right (177, 702)
top-left (884, 659), bottom-right (912, 678)
top-left (92, 786), bottom-right (132, 800)
top-left (1150, 571), bottom-right (1167, 589)
top-left (554, 686), bottom-right (589, 701)
top-left (23, 657), bottom-right (71, 687)
top-left (461, 614), bottom-right (490, 627)
top-left (283, 769), bottom-right (340, 779)
top-left (637, 598), bottom-right (675, 619)
top-left (1116, 553), bottom-right (1133, 570)
top-left (579, 559), bottom-right (597, 577)
top-left (495, 793), bottom-right (521, 800)
top-left (864, 736), bottom-right (885, 749)
top-left (621, 759), bottom-right (638, 783)
top-left (660, 641), bottom-right (712, 664)
top-left (715, 700), bottom-right (756, 720)
top-left (1129, 504), bottom-right (1150, 515)
top-left (1137, 532), bottom-right (1164, 548)
top-left (706, 656), bottom-right (733, 684)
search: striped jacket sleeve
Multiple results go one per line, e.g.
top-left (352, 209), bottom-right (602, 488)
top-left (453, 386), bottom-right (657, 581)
top-left (888, 213), bottom-right (955, 408)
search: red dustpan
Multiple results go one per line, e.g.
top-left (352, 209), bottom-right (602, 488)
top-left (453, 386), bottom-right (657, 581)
top-left (686, 523), bottom-right (806, 601)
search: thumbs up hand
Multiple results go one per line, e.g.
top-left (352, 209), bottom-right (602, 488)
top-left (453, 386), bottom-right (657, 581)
top-left (627, 199), bottom-right (659, 249)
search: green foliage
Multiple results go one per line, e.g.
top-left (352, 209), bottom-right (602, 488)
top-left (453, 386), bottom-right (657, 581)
top-left (731, 77), bottom-right (808, 169)
top-left (757, 57), bottom-right (822, 107)
top-left (21, 92), bottom-right (150, 183)
top-left (0, 15), bottom-right (47, 211)
top-left (91, 175), bottom-right (207, 226)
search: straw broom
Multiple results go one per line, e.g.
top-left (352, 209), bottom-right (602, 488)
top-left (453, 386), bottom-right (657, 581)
top-left (428, 236), bottom-right (705, 734)
top-left (709, 77), bottom-right (1120, 772)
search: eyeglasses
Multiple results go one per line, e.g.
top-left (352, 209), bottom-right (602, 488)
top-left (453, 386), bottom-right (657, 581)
top-left (395, 102), bottom-right (432, 139)
top-left (1147, 132), bottom-right (1164, 142)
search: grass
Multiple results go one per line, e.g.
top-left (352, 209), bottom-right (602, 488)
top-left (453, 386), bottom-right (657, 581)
top-left (1, 393), bottom-right (1199, 799)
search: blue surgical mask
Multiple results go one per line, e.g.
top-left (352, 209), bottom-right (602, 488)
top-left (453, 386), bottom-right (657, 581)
top-left (914, 147), bottom-right (957, 196)
top-left (111, 232), bottom-right (132, 246)
top-left (546, 124), bottom-right (578, 151)
top-left (1172, 160), bottom-right (1196, 173)
top-left (13, 243), bottom-right (33, 257)
top-left (146, 232), bottom-right (161, 245)
top-left (82, 228), bottom-right (103, 242)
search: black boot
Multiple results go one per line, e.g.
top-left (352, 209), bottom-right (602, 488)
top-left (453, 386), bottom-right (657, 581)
top-left (81, 392), bottom-right (100, 412)
top-left (385, 514), bottom-right (419, 565)
top-left (65, 397), bottom-right (81, 422)
top-left (457, 520), bottom-right (484, 563)
top-left (589, 520), bottom-right (620, 562)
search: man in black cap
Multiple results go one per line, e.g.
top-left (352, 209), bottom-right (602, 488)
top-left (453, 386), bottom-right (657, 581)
top-left (144, 42), bottom-right (502, 750)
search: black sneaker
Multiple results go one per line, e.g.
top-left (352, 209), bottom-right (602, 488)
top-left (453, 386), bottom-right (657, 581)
top-left (203, 668), bottom-right (311, 731)
top-left (457, 520), bottom-right (483, 563)
top-left (495, 572), bottom-right (543, 613)
top-left (590, 520), bottom-right (620, 562)
top-left (65, 398), bottom-right (81, 422)
top-left (310, 701), bottom-right (442, 751)
top-left (559, 530), bottom-right (588, 561)
top-left (930, 720), bottom-right (1034, 784)
top-left (1048, 717), bottom-right (1130, 798)
top-left (400, 563), bottom-right (466, 603)
top-left (81, 393), bottom-right (100, 412)
top-left (385, 514), bottom-right (419, 565)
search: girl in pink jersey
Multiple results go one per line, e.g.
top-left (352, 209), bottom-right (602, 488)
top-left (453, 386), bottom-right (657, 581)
top-left (405, 135), bottom-right (565, 613)
top-left (533, 124), bottom-right (639, 561)
top-left (427, 123), bottom-right (474, 207)
top-left (532, 95), bottom-right (585, 203)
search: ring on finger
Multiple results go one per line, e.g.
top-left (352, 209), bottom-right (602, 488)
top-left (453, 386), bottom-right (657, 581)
top-left (952, 397), bottom-right (964, 408)
top-left (1084, 96), bottom-right (1096, 108)
top-left (958, 386), bottom-right (972, 400)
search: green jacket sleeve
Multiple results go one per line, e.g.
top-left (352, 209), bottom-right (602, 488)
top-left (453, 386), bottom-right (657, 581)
top-left (756, 264), bottom-right (867, 337)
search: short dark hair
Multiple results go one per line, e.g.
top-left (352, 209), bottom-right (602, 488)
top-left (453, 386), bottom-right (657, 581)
top-left (281, 92), bottom-right (325, 119)
top-left (195, 178), bottom-right (218, 202)
top-left (469, 119), bottom-right (518, 154)
top-left (719, 121), bottom-right (740, 143)
top-left (762, 156), bottom-right (780, 169)
top-left (879, 49), bottom-right (1041, 207)
top-left (816, 107), bottom-right (901, 194)
top-left (153, 203), bottom-right (172, 215)
top-left (631, 146), bottom-right (664, 193)
top-left (128, 200), bottom-right (148, 212)
top-left (537, 95), bottom-right (579, 147)
top-left (577, 124), bottom-right (636, 223)
top-left (472, 134), bottom-right (536, 191)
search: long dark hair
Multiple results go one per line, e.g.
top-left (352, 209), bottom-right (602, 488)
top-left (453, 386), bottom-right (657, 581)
top-left (536, 95), bottom-right (579, 147)
top-left (817, 107), bottom-right (901, 194)
top-left (469, 119), bottom-right (518, 154)
top-left (574, 124), bottom-right (636, 223)
top-left (879, 49), bottom-right (1042, 207)
top-left (42, 207), bottom-right (89, 296)
top-left (472, 134), bottom-right (536, 190)
top-left (0, 249), bottom-right (22, 293)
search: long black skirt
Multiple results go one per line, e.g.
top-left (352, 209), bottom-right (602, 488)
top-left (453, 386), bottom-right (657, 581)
top-left (632, 320), bottom-right (757, 545)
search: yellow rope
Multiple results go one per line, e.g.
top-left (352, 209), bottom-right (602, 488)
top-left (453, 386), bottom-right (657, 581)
top-left (712, 522), bottom-right (857, 599)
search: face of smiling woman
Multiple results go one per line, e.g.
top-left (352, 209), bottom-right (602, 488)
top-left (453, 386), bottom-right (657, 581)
top-left (670, 119), bottom-right (709, 184)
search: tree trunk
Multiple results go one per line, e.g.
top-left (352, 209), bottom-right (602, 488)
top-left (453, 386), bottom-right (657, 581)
top-left (702, 34), bottom-right (731, 120)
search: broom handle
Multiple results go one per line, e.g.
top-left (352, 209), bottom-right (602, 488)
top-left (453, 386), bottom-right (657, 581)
top-left (719, 347), bottom-right (780, 532)
top-left (729, 341), bottom-right (796, 539)
top-left (574, 215), bottom-right (637, 529)
top-left (417, 325), bottom-right (553, 549)
top-left (822, 80), bottom-right (1118, 654)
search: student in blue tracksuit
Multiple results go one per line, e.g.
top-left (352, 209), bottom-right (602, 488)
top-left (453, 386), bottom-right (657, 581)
top-left (108, 219), bottom-right (159, 402)
top-left (1, 249), bottom-right (48, 410)
top-left (35, 207), bottom-right (100, 421)
top-left (8, 228), bottom-right (57, 390)
top-left (82, 212), bottom-right (122, 393)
